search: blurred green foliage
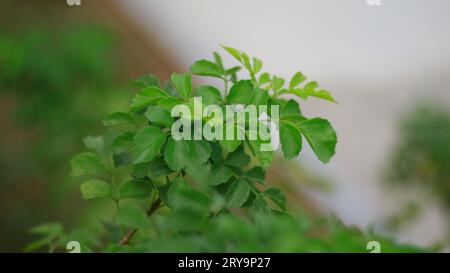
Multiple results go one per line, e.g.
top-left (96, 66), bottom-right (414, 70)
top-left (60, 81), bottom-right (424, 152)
top-left (0, 25), bottom-right (131, 251)
top-left (29, 212), bottom-right (424, 253)
top-left (384, 104), bottom-right (450, 247)
top-left (0, 25), bottom-right (116, 176)
top-left (386, 104), bottom-right (450, 210)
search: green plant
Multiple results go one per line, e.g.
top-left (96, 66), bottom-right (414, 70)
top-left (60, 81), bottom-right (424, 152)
top-left (27, 46), bottom-right (422, 252)
top-left (386, 104), bottom-right (450, 210)
top-left (384, 104), bottom-right (450, 247)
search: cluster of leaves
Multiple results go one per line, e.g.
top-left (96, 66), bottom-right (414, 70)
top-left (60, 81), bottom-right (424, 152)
top-left (28, 46), bottom-right (421, 252)
top-left (190, 45), bottom-right (337, 163)
top-left (72, 45), bottom-right (337, 217)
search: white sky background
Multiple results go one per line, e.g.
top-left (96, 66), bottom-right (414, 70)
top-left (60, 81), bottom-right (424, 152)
top-left (116, 0), bottom-right (450, 246)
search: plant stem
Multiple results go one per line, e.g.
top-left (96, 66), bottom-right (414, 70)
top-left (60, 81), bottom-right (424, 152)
top-left (223, 76), bottom-right (228, 98)
top-left (110, 170), bottom-right (119, 200)
top-left (118, 198), bottom-right (162, 246)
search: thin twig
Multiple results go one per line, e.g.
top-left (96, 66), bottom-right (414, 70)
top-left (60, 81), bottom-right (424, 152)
top-left (118, 198), bottom-right (162, 246)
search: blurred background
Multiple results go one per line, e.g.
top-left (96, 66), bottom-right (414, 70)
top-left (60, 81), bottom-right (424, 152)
top-left (0, 0), bottom-right (449, 252)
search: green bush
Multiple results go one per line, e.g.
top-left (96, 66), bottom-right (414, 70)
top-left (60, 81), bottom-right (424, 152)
top-left (27, 46), bottom-right (424, 253)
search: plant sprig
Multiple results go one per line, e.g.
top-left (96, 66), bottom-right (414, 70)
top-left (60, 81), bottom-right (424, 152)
top-left (29, 46), bottom-right (429, 253)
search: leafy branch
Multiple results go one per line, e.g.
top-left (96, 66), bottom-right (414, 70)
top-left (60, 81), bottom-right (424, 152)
top-left (26, 46), bottom-right (355, 252)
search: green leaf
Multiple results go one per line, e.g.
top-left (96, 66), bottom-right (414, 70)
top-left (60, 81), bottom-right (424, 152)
top-left (241, 52), bottom-right (252, 72)
top-left (249, 87), bottom-right (269, 106)
top-left (169, 182), bottom-right (210, 213)
top-left (230, 73), bottom-right (238, 83)
top-left (225, 146), bottom-right (250, 167)
top-left (119, 180), bottom-right (153, 199)
top-left (221, 45), bottom-right (242, 62)
top-left (297, 118), bottom-right (337, 163)
top-left (219, 139), bottom-right (241, 153)
top-left (159, 177), bottom-right (191, 208)
top-left (258, 72), bottom-right (271, 85)
top-left (26, 222), bottom-right (63, 252)
top-left (80, 179), bottom-right (111, 200)
top-left (244, 167), bottom-right (265, 183)
top-left (157, 97), bottom-right (184, 112)
top-left (280, 113), bottom-right (307, 126)
top-left (132, 74), bottom-right (160, 88)
top-left (226, 66), bottom-right (241, 75)
top-left (24, 239), bottom-right (50, 252)
top-left (290, 88), bottom-right (308, 100)
top-left (264, 188), bottom-right (286, 210)
top-left (280, 99), bottom-right (301, 117)
top-left (145, 106), bottom-right (173, 128)
top-left (171, 73), bottom-right (192, 100)
top-left (164, 138), bottom-right (211, 171)
top-left (247, 139), bottom-right (273, 169)
top-left (189, 140), bottom-right (212, 163)
top-left (158, 181), bottom-right (173, 208)
top-left (184, 162), bottom-right (213, 188)
top-left (112, 132), bottom-right (134, 154)
top-left (163, 80), bottom-right (179, 96)
top-left (289, 72), bottom-right (306, 89)
top-left (210, 142), bottom-right (224, 163)
top-left (213, 52), bottom-right (225, 72)
top-left (116, 205), bottom-right (149, 229)
top-left (226, 179), bottom-right (251, 208)
top-left (160, 177), bottom-right (188, 207)
top-left (190, 60), bottom-right (223, 78)
top-left (252, 197), bottom-right (271, 214)
top-left (30, 223), bottom-right (64, 238)
top-left (113, 152), bottom-right (133, 169)
top-left (70, 152), bottom-right (106, 177)
top-left (210, 164), bottom-right (233, 186)
top-left (291, 81), bottom-right (337, 103)
top-left (103, 112), bottom-right (134, 127)
top-left (164, 138), bottom-right (187, 171)
top-left (147, 157), bottom-right (172, 178)
top-left (304, 81), bottom-right (319, 91)
top-left (219, 123), bottom-right (241, 153)
top-left (133, 126), bottom-right (166, 164)
top-left (310, 89), bottom-right (337, 103)
top-left (83, 135), bottom-right (106, 155)
top-left (164, 139), bottom-right (215, 187)
top-left (280, 121), bottom-right (302, 159)
top-left (227, 80), bottom-right (254, 104)
top-left (272, 76), bottom-right (285, 91)
top-left (131, 162), bottom-right (151, 179)
top-left (195, 85), bottom-right (222, 105)
top-left (252, 57), bottom-right (263, 74)
top-left (131, 86), bottom-right (169, 111)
